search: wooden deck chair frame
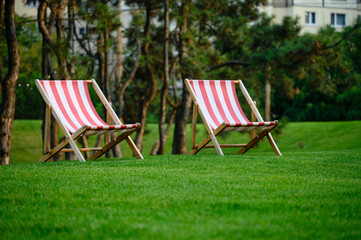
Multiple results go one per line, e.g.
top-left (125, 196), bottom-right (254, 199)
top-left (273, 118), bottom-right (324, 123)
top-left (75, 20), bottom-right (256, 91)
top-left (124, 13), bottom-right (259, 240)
top-left (36, 79), bottom-right (143, 162)
top-left (185, 79), bottom-right (282, 156)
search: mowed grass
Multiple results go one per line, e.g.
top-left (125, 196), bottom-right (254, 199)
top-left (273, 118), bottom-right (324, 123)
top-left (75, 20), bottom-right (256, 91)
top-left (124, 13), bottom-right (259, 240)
top-left (2, 120), bottom-right (361, 239)
top-left (1, 151), bottom-right (361, 239)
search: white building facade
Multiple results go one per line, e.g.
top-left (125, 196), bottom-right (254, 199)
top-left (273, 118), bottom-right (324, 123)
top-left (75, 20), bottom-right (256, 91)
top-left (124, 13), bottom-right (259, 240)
top-left (263, 0), bottom-right (361, 33)
top-left (15, 0), bottom-right (133, 77)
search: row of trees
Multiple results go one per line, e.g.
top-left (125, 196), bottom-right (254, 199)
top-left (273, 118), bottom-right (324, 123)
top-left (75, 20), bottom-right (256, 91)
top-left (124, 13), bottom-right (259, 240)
top-left (1, 0), bottom-right (360, 164)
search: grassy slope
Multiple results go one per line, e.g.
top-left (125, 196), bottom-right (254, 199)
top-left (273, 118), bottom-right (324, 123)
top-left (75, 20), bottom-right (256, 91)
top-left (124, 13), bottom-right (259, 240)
top-left (3, 120), bottom-right (361, 239)
top-left (10, 120), bottom-right (361, 163)
top-left (1, 151), bottom-right (361, 239)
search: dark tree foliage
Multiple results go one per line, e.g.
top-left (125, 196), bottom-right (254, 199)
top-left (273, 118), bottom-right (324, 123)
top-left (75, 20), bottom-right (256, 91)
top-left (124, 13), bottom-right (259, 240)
top-left (210, 13), bottom-right (361, 122)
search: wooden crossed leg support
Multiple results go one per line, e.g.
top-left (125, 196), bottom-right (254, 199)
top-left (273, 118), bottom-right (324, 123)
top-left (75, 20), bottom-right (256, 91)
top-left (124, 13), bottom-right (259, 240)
top-left (40, 124), bottom-right (142, 162)
top-left (186, 78), bottom-right (282, 156)
top-left (189, 106), bottom-right (281, 156)
top-left (36, 79), bottom-right (143, 162)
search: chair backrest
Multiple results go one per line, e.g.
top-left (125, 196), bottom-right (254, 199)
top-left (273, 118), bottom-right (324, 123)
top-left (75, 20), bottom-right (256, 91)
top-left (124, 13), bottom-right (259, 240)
top-left (187, 80), bottom-right (250, 129)
top-left (37, 80), bottom-right (107, 133)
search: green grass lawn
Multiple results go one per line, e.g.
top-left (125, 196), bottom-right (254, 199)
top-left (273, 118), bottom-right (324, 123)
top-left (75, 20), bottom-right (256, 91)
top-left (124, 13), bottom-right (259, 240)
top-left (1, 152), bottom-right (361, 239)
top-left (2, 120), bottom-right (361, 239)
top-left (9, 120), bottom-right (361, 163)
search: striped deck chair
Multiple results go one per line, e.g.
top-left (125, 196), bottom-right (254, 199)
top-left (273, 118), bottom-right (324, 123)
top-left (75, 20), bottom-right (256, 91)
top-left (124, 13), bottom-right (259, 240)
top-left (36, 79), bottom-right (143, 162)
top-left (185, 79), bottom-right (282, 156)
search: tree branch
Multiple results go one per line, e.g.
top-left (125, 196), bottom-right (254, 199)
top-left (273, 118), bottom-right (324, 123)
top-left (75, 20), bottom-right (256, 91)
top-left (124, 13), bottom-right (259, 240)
top-left (16, 17), bottom-right (81, 24)
top-left (322, 22), bottom-right (361, 50)
top-left (166, 94), bottom-right (180, 108)
top-left (209, 60), bottom-right (250, 72)
top-left (73, 20), bottom-right (94, 57)
top-left (120, 24), bottom-right (141, 98)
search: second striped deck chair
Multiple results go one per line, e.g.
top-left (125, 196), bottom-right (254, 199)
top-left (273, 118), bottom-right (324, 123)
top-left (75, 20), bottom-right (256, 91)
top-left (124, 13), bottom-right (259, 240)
top-left (36, 79), bottom-right (143, 162)
top-left (185, 79), bottom-right (281, 156)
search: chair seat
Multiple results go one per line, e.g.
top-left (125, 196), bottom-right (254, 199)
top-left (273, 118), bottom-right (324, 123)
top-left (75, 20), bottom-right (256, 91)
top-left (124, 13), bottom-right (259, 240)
top-left (223, 121), bottom-right (277, 132)
top-left (85, 123), bottom-right (140, 135)
top-left (225, 121), bottom-right (276, 127)
top-left (213, 120), bottom-right (278, 132)
top-left (86, 123), bottom-right (139, 131)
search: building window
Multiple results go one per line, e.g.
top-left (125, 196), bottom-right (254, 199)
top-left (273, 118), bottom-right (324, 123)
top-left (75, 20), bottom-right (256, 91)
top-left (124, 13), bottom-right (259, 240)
top-left (79, 28), bottom-right (86, 35)
top-left (26, 0), bottom-right (39, 8)
top-left (331, 13), bottom-right (346, 27)
top-left (305, 12), bottom-right (316, 25)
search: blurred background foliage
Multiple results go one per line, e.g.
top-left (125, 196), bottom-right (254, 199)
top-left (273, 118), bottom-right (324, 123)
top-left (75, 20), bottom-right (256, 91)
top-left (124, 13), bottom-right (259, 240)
top-left (2, 1), bottom-right (360, 122)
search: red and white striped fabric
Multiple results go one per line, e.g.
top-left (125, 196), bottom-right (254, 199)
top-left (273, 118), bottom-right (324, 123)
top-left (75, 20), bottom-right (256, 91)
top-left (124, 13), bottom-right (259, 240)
top-left (188, 80), bottom-right (276, 131)
top-left (39, 80), bottom-right (137, 135)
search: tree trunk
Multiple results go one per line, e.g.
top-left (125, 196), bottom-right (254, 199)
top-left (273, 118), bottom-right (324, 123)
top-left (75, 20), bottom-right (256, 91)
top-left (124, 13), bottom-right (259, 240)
top-left (172, 90), bottom-right (192, 154)
top-left (134, 102), bottom-right (147, 152)
top-left (115, 12), bottom-right (141, 118)
top-left (110, 132), bottom-right (122, 158)
top-left (172, 0), bottom-right (192, 154)
top-left (97, 29), bottom-right (112, 101)
top-left (134, 65), bottom-right (157, 152)
top-left (39, 1), bottom-right (61, 161)
top-left (41, 30), bottom-right (49, 154)
top-left (104, 29), bottom-right (113, 159)
top-left (134, 3), bottom-right (157, 152)
top-left (38, 0), bottom-right (70, 80)
top-left (157, 0), bottom-right (169, 155)
top-left (0, 0), bottom-right (20, 165)
top-left (55, 0), bottom-right (70, 79)
top-left (151, 108), bottom-right (176, 155)
top-left (111, 3), bottom-right (144, 159)
top-left (117, 0), bottom-right (123, 85)
top-left (50, 116), bottom-right (60, 160)
top-left (114, 0), bottom-right (124, 117)
top-left (97, 30), bottom-right (111, 158)
top-left (98, 33), bottom-right (106, 93)
top-left (265, 65), bottom-right (271, 121)
top-left (0, 0), bottom-right (4, 91)
top-left (66, 0), bottom-right (75, 78)
top-left (104, 29), bottom-right (110, 101)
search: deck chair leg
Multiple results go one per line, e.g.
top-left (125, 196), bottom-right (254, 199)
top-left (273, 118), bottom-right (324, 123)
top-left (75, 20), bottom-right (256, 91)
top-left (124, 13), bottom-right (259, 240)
top-left (266, 133), bottom-right (282, 156)
top-left (39, 126), bottom-right (88, 162)
top-left (80, 136), bottom-right (90, 159)
top-left (67, 136), bottom-right (86, 162)
top-left (43, 104), bottom-right (51, 154)
top-left (39, 139), bottom-right (69, 162)
top-left (210, 132), bottom-right (223, 155)
top-left (89, 129), bottom-right (138, 160)
top-left (237, 125), bottom-right (276, 154)
top-left (39, 137), bottom-right (86, 162)
top-left (126, 136), bottom-right (144, 160)
top-left (189, 124), bottom-right (225, 156)
top-left (189, 135), bottom-right (212, 155)
top-left (191, 104), bottom-right (198, 149)
top-left (250, 101), bottom-right (257, 141)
